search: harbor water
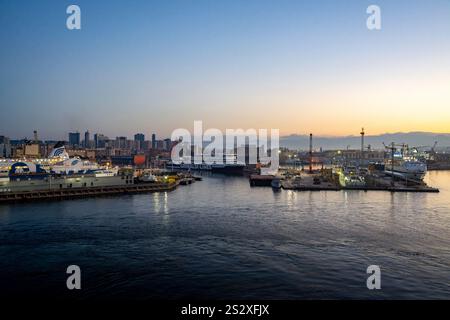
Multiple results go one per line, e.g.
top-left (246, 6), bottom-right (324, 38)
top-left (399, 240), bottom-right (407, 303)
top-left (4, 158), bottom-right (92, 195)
top-left (1, 171), bottom-right (449, 299)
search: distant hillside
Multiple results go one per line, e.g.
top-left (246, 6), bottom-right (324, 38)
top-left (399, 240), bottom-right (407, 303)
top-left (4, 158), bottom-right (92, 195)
top-left (280, 132), bottom-right (450, 151)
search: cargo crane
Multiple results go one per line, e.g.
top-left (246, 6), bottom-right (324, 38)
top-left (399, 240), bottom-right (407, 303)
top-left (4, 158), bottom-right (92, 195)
top-left (412, 141), bottom-right (438, 153)
top-left (383, 142), bottom-right (425, 186)
top-left (411, 141), bottom-right (438, 161)
top-left (383, 142), bottom-right (403, 187)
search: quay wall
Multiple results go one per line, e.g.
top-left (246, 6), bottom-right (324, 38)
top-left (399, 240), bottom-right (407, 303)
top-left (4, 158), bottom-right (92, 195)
top-left (0, 181), bottom-right (178, 203)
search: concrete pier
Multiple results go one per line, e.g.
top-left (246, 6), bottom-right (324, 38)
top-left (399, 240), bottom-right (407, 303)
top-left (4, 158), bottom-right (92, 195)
top-left (0, 182), bottom-right (178, 203)
top-left (280, 172), bottom-right (439, 193)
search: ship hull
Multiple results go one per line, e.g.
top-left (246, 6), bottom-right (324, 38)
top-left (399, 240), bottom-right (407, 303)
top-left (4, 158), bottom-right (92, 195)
top-left (384, 169), bottom-right (426, 181)
top-left (384, 158), bottom-right (427, 181)
top-left (211, 164), bottom-right (245, 175)
top-left (168, 163), bottom-right (245, 175)
top-left (0, 174), bottom-right (131, 193)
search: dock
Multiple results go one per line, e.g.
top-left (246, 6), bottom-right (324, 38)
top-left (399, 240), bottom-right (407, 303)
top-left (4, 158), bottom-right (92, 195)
top-left (253, 171), bottom-right (440, 193)
top-left (282, 179), bottom-right (439, 193)
top-left (282, 181), bottom-right (340, 191)
top-left (341, 185), bottom-right (439, 193)
top-left (0, 182), bottom-right (179, 203)
top-left (281, 173), bottom-right (340, 191)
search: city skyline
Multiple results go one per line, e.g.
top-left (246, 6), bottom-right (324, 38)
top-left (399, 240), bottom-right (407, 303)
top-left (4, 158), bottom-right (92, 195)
top-left (3, 129), bottom-right (450, 151)
top-left (1, 0), bottom-right (450, 138)
top-left (3, 128), bottom-right (450, 141)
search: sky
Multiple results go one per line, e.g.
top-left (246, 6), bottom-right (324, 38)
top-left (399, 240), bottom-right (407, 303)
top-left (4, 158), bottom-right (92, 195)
top-left (1, 0), bottom-right (450, 140)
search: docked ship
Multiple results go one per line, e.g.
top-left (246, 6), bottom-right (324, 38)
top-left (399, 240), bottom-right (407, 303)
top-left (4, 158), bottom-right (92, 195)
top-left (384, 149), bottom-right (427, 181)
top-left (168, 162), bottom-right (245, 175)
top-left (168, 163), bottom-right (212, 171)
top-left (168, 153), bottom-right (245, 175)
top-left (0, 145), bottom-right (128, 194)
top-left (210, 163), bottom-right (245, 175)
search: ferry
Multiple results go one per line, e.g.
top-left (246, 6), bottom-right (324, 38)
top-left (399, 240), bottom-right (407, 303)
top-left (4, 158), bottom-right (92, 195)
top-left (45, 145), bottom-right (115, 175)
top-left (168, 162), bottom-right (245, 175)
top-left (384, 149), bottom-right (427, 181)
top-left (0, 145), bottom-right (127, 193)
top-left (168, 153), bottom-right (245, 175)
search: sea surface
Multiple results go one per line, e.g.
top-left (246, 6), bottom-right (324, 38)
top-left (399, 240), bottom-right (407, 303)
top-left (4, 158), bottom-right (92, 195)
top-left (1, 171), bottom-right (449, 300)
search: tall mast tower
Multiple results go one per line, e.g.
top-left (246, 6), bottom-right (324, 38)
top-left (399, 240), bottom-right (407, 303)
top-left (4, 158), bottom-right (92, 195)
top-left (309, 133), bottom-right (313, 173)
top-left (360, 127), bottom-right (365, 166)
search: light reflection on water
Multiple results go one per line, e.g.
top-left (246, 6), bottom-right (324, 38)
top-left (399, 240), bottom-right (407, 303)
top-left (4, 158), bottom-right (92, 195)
top-left (0, 171), bottom-right (449, 299)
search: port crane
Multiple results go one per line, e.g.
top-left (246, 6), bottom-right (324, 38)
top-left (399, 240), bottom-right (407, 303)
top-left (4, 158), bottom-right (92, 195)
top-left (382, 142), bottom-right (426, 187)
top-left (382, 142), bottom-right (408, 187)
top-left (411, 141), bottom-right (438, 153)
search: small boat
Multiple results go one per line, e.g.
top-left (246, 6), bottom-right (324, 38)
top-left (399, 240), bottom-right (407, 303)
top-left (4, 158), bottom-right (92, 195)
top-left (139, 173), bottom-right (157, 182)
top-left (344, 175), bottom-right (366, 187)
top-left (336, 166), bottom-right (366, 187)
top-left (271, 177), bottom-right (282, 189)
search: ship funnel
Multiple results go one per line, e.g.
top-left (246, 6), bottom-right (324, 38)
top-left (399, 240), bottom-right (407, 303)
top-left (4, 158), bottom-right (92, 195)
top-left (49, 145), bottom-right (69, 159)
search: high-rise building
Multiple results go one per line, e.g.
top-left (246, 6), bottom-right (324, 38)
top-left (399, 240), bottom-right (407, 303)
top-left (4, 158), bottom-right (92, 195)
top-left (152, 133), bottom-right (156, 149)
top-left (94, 134), bottom-right (99, 148)
top-left (163, 138), bottom-right (172, 151)
top-left (134, 133), bottom-right (145, 151)
top-left (69, 132), bottom-right (80, 146)
top-left (84, 130), bottom-right (90, 148)
top-left (94, 133), bottom-right (108, 148)
top-left (134, 133), bottom-right (145, 142)
top-left (116, 136), bottom-right (127, 149)
top-left (0, 136), bottom-right (11, 158)
top-left (0, 136), bottom-right (9, 144)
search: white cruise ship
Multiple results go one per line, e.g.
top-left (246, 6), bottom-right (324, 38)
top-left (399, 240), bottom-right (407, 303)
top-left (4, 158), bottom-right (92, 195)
top-left (384, 150), bottom-right (427, 181)
top-left (1, 145), bottom-right (117, 177)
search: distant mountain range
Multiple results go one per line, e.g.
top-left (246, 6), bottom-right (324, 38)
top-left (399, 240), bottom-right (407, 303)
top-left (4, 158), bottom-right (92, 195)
top-left (280, 132), bottom-right (450, 151)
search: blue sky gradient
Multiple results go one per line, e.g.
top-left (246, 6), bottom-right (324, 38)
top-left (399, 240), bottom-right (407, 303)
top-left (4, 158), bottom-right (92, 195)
top-left (1, 0), bottom-right (449, 139)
